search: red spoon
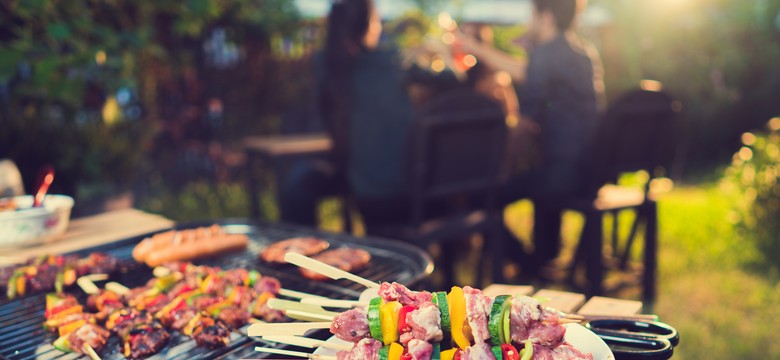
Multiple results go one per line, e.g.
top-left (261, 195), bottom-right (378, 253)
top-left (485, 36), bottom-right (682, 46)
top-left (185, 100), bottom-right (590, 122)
top-left (32, 165), bottom-right (55, 208)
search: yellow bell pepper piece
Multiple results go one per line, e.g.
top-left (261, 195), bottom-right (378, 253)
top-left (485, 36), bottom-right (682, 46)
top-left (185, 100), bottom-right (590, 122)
top-left (154, 297), bottom-right (185, 319)
top-left (388, 342), bottom-right (404, 360)
top-left (63, 269), bottom-right (77, 286)
top-left (58, 319), bottom-right (86, 337)
top-left (448, 286), bottom-right (471, 349)
top-left (16, 275), bottom-right (26, 296)
top-left (24, 266), bottom-right (37, 276)
top-left (440, 349), bottom-right (457, 360)
top-left (50, 305), bottom-right (84, 320)
top-left (183, 314), bottom-right (202, 336)
top-left (200, 274), bottom-right (215, 293)
top-left (253, 292), bottom-right (274, 317)
top-left (381, 301), bottom-right (402, 345)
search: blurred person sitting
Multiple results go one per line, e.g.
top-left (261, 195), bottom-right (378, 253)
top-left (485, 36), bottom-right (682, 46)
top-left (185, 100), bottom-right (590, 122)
top-left (278, 0), bottom-right (459, 228)
top-left (458, 0), bottom-right (605, 275)
top-left (460, 23), bottom-right (528, 180)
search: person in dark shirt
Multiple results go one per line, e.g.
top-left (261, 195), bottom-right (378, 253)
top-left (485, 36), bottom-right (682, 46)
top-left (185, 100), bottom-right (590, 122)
top-left (279, 0), bottom-right (457, 228)
top-left (458, 0), bottom-right (605, 273)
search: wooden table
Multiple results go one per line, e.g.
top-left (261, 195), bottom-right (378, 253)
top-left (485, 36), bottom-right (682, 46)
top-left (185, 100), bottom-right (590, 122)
top-left (483, 284), bottom-right (658, 318)
top-left (2, 208), bottom-right (173, 263)
top-left (242, 133), bottom-right (333, 219)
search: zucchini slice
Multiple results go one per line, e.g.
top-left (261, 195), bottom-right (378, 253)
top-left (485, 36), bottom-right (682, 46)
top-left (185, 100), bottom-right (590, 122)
top-left (432, 343), bottom-right (442, 360)
top-left (368, 297), bottom-right (384, 341)
top-left (488, 295), bottom-right (511, 345)
top-left (433, 291), bottom-right (451, 333)
top-left (490, 345), bottom-right (502, 360)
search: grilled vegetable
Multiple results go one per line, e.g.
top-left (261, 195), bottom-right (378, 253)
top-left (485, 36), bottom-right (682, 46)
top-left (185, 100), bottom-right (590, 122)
top-left (433, 291), bottom-right (451, 333)
top-left (491, 345), bottom-right (502, 359)
top-left (520, 340), bottom-right (533, 360)
top-left (488, 295), bottom-right (511, 345)
top-left (388, 342), bottom-right (404, 360)
top-left (368, 297), bottom-right (384, 341)
top-left (381, 301), bottom-right (401, 345)
top-left (501, 343), bottom-right (520, 360)
top-left (447, 286), bottom-right (470, 349)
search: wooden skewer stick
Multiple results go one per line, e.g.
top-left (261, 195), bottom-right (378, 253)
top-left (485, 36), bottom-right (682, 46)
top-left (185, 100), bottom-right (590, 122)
top-left (82, 343), bottom-right (102, 360)
top-left (284, 253), bottom-right (379, 289)
top-left (300, 297), bottom-right (367, 309)
top-left (262, 335), bottom-right (353, 351)
top-left (557, 318), bottom-right (583, 325)
top-left (153, 266), bottom-right (173, 278)
top-left (563, 314), bottom-right (586, 320)
top-left (84, 274), bottom-right (109, 282)
top-left (254, 346), bottom-right (337, 360)
top-left (76, 276), bottom-right (100, 295)
top-left (0, 255), bottom-right (27, 265)
top-left (285, 310), bottom-right (335, 322)
top-left (279, 288), bottom-right (329, 300)
top-left (544, 307), bottom-right (586, 321)
top-left (105, 282), bottom-right (131, 296)
top-left (577, 313), bottom-right (659, 322)
top-left (247, 322), bottom-right (332, 337)
top-left (267, 298), bottom-right (337, 316)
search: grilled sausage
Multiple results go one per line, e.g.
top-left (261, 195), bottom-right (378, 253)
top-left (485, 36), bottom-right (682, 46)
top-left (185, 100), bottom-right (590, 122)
top-left (133, 225), bottom-right (248, 267)
top-left (143, 233), bottom-right (248, 267)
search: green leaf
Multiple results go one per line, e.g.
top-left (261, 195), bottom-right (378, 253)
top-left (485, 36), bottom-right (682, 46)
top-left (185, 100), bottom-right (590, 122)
top-left (174, 18), bottom-right (204, 37)
top-left (185, 0), bottom-right (212, 17)
top-left (33, 57), bottom-right (59, 85)
top-left (51, 79), bottom-right (85, 108)
top-left (47, 23), bottom-right (72, 40)
top-left (0, 48), bottom-right (23, 82)
top-left (18, 0), bottom-right (47, 14)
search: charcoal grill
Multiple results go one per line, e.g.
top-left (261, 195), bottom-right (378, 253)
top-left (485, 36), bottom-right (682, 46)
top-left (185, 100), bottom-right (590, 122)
top-left (0, 219), bottom-right (433, 360)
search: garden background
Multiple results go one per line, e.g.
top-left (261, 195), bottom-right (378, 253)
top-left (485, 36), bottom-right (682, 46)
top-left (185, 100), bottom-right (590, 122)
top-left (2, 1), bottom-right (780, 358)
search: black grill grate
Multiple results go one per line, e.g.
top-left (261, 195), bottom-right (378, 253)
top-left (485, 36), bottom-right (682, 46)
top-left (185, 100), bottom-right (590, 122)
top-left (0, 220), bottom-right (432, 360)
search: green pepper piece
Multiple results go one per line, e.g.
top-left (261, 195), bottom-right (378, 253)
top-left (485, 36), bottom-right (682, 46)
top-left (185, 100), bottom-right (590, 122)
top-left (55, 271), bottom-right (64, 294)
top-left (155, 274), bottom-right (179, 292)
top-left (502, 305), bottom-right (512, 344)
top-left (53, 335), bottom-right (73, 352)
top-left (7, 271), bottom-right (20, 299)
top-left (186, 293), bottom-right (205, 306)
top-left (248, 270), bottom-right (260, 287)
top-left (520, 340), bottom-right (533, 360)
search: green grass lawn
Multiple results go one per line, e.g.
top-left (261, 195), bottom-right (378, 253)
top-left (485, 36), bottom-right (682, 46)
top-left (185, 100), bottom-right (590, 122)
top-left (506, 185), bottom-right (780, 359)
top-left (652, 186), bottom-right (780, 359)
top-left (502, 185), bottom-right (780, 359)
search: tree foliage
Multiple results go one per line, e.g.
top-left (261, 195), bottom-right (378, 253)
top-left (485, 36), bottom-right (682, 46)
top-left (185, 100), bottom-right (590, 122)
top-left (0, 0), bottom-right (300, 200)
top-left (721, 117), bottom-right (780, 272)
top-left (593, 0), bottom-right (780, 174)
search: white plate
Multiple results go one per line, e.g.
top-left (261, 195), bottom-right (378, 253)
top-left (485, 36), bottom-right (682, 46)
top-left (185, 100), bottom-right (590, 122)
top-left (313, 324), bottom-right (614, 359)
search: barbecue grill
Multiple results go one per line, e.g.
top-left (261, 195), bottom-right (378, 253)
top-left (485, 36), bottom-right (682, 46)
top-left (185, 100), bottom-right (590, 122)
top-left (0, 220), bottom-right (433, 360)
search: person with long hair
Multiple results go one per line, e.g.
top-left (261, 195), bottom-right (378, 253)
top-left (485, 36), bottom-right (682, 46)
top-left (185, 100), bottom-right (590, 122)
top-left (279, 0), bottom-right (454, 228)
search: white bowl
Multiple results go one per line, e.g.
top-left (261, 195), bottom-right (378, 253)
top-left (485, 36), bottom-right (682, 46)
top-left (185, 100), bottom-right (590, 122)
top-left (0, 195), bottom-right (74, 248)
